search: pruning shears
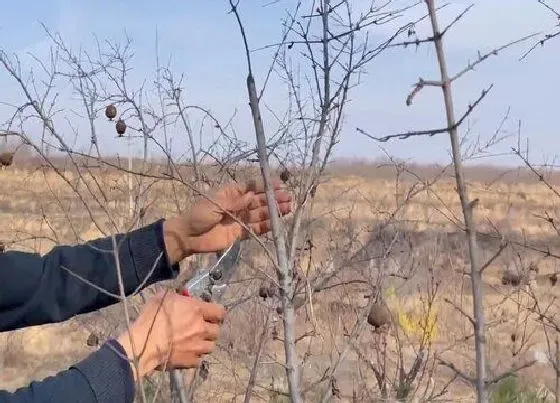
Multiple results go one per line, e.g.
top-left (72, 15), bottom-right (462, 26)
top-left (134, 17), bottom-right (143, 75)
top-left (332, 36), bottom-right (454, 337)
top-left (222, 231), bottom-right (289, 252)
top-left (170, 241), bottom-right (242, 403)
top-left (179, 240), bottom-right (242, 302)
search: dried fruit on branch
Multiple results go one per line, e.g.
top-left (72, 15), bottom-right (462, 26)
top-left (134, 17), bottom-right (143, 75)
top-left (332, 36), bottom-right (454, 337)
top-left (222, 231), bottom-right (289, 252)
top-left (259, 286), bottom-right (269, 300)
top-left (0, 152), bottom-right (14, 167)
top-left (105, 104), bottom-right (117, 120)
top-left (115, 119), bottom-right (127, 136)
top-left (367, 302), bottom-right (391, 330)
top-left (280, 168), bottom-right (290, 183)
top-left (501, 268), bottom-right (522, 286)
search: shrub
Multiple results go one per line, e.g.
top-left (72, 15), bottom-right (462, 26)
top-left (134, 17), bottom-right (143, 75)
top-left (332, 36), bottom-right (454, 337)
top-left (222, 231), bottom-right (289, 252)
top-left (489, 375), bottom-right (550, 403)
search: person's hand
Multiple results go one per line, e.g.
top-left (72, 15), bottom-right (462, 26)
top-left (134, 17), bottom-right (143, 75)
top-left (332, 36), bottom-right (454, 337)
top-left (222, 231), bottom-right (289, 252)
top-left (117, 290), bottom-right (226, 381)
top-left (163, 178), bottom-right (292, 264)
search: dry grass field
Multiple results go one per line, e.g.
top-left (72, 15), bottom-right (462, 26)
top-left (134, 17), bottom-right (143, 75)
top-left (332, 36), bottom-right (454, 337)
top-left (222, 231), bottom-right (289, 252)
top-left (2, 161), bottom-right (560, 402)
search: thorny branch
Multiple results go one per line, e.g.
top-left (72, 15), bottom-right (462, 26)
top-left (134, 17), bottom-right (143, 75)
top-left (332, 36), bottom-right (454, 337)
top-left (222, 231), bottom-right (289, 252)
top-left (357, 85), bottom-right (493, 142)
top-left (520, 0), bottom-right (560, 60)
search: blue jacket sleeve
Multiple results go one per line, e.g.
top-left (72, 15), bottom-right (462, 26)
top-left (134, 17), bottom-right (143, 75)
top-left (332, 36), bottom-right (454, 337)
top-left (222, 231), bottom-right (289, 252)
top-left (0, 218), bottom-right (179, 331)
top-left (0, 339), bottom-right (135, 403)
top-left (0, 219), bottom-right (180, 402)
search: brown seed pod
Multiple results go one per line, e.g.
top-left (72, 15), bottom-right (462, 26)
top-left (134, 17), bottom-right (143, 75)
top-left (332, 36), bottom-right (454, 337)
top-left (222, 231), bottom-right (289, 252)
top-left (115, 119), bottom-right (127, 136)
top-left (259, 286), bottom-right (269, 299)
top-left (280, 168), bottom-right (290, 183)
top-left (367, 302), bottom-right (391, 329)
top-left (0, 152), bottom-right (14, 167)
top-left (501, 268), bottom-right (522, 286)
top-left (105, 104), bottom-right (117, 120)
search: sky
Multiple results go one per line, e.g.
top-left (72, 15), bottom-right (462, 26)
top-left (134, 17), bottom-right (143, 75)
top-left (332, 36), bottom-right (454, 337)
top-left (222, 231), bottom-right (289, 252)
top-left (0, 0), bottom-right (559, 167)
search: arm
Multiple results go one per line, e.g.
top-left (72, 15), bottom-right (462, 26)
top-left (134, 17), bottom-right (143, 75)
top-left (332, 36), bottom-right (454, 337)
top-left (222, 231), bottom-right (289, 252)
top-left (0, 340), bottom-right (134, 403)
top-left (0, 179), bottom-right (291, 401)
top-left (0, 179), bottom-right (291, 332)
top-left (0, 219), bottom-right (180, 332)
top-left (0, 292), bottom-right (226, 403)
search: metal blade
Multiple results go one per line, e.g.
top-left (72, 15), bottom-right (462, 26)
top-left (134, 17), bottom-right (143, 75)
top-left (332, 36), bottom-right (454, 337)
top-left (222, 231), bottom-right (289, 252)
top-left (207, 240), bottom-right (241, 302)
top-left (212, 240), bottom-right (241, 282)
top-left (185, 240), bottom-right (242, 303)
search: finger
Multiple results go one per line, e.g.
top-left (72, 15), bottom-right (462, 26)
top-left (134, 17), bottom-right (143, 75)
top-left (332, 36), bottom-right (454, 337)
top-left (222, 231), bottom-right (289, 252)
top-left (214, 184), bottom-right (254, 213)
top-left (229, 191), bottom-right (254, 213)
top-left (193, 300), bottom-right (227, 323)
top-left (194, 340), bottom-right (217, 355)
top-left (172, 357), bottom-right (203, 370)
top-left (247, 206), bottom-right (269, 223)
top-left (247, 202), bottom-right (292, 223)
top-left (278, 201), bottom-right (292, 215)
top-left (243, 178), bottom-right (283, 194)
top-left (249, 190), bottom-right (292, 209)
top-left (246, 220), bottom-right (272, 236)
top-left (204, 322), bottom-right (221, 341)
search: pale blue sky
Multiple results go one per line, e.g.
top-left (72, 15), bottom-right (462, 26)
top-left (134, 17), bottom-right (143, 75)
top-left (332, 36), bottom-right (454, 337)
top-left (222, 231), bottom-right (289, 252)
top-left (0, 1), bottom-right (558, 166)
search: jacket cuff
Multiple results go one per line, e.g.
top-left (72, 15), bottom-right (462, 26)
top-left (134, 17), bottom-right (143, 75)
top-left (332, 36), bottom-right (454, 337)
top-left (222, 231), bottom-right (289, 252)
top-left (128, 219), bottom-right (180, 285)
top-left (72, 339), bottom-right (135, 403)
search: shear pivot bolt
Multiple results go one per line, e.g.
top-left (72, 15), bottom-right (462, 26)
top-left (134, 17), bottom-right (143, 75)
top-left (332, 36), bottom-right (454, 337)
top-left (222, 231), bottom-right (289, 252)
top-left (209, 269), bottom-right (222, 281)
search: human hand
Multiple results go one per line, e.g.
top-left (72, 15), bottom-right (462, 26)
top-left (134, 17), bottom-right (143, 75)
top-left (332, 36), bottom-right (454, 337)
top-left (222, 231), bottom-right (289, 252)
top-left (117, 290), bottom-right (225, 380)
top-left (163, 178), bottom-right (292, 264)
